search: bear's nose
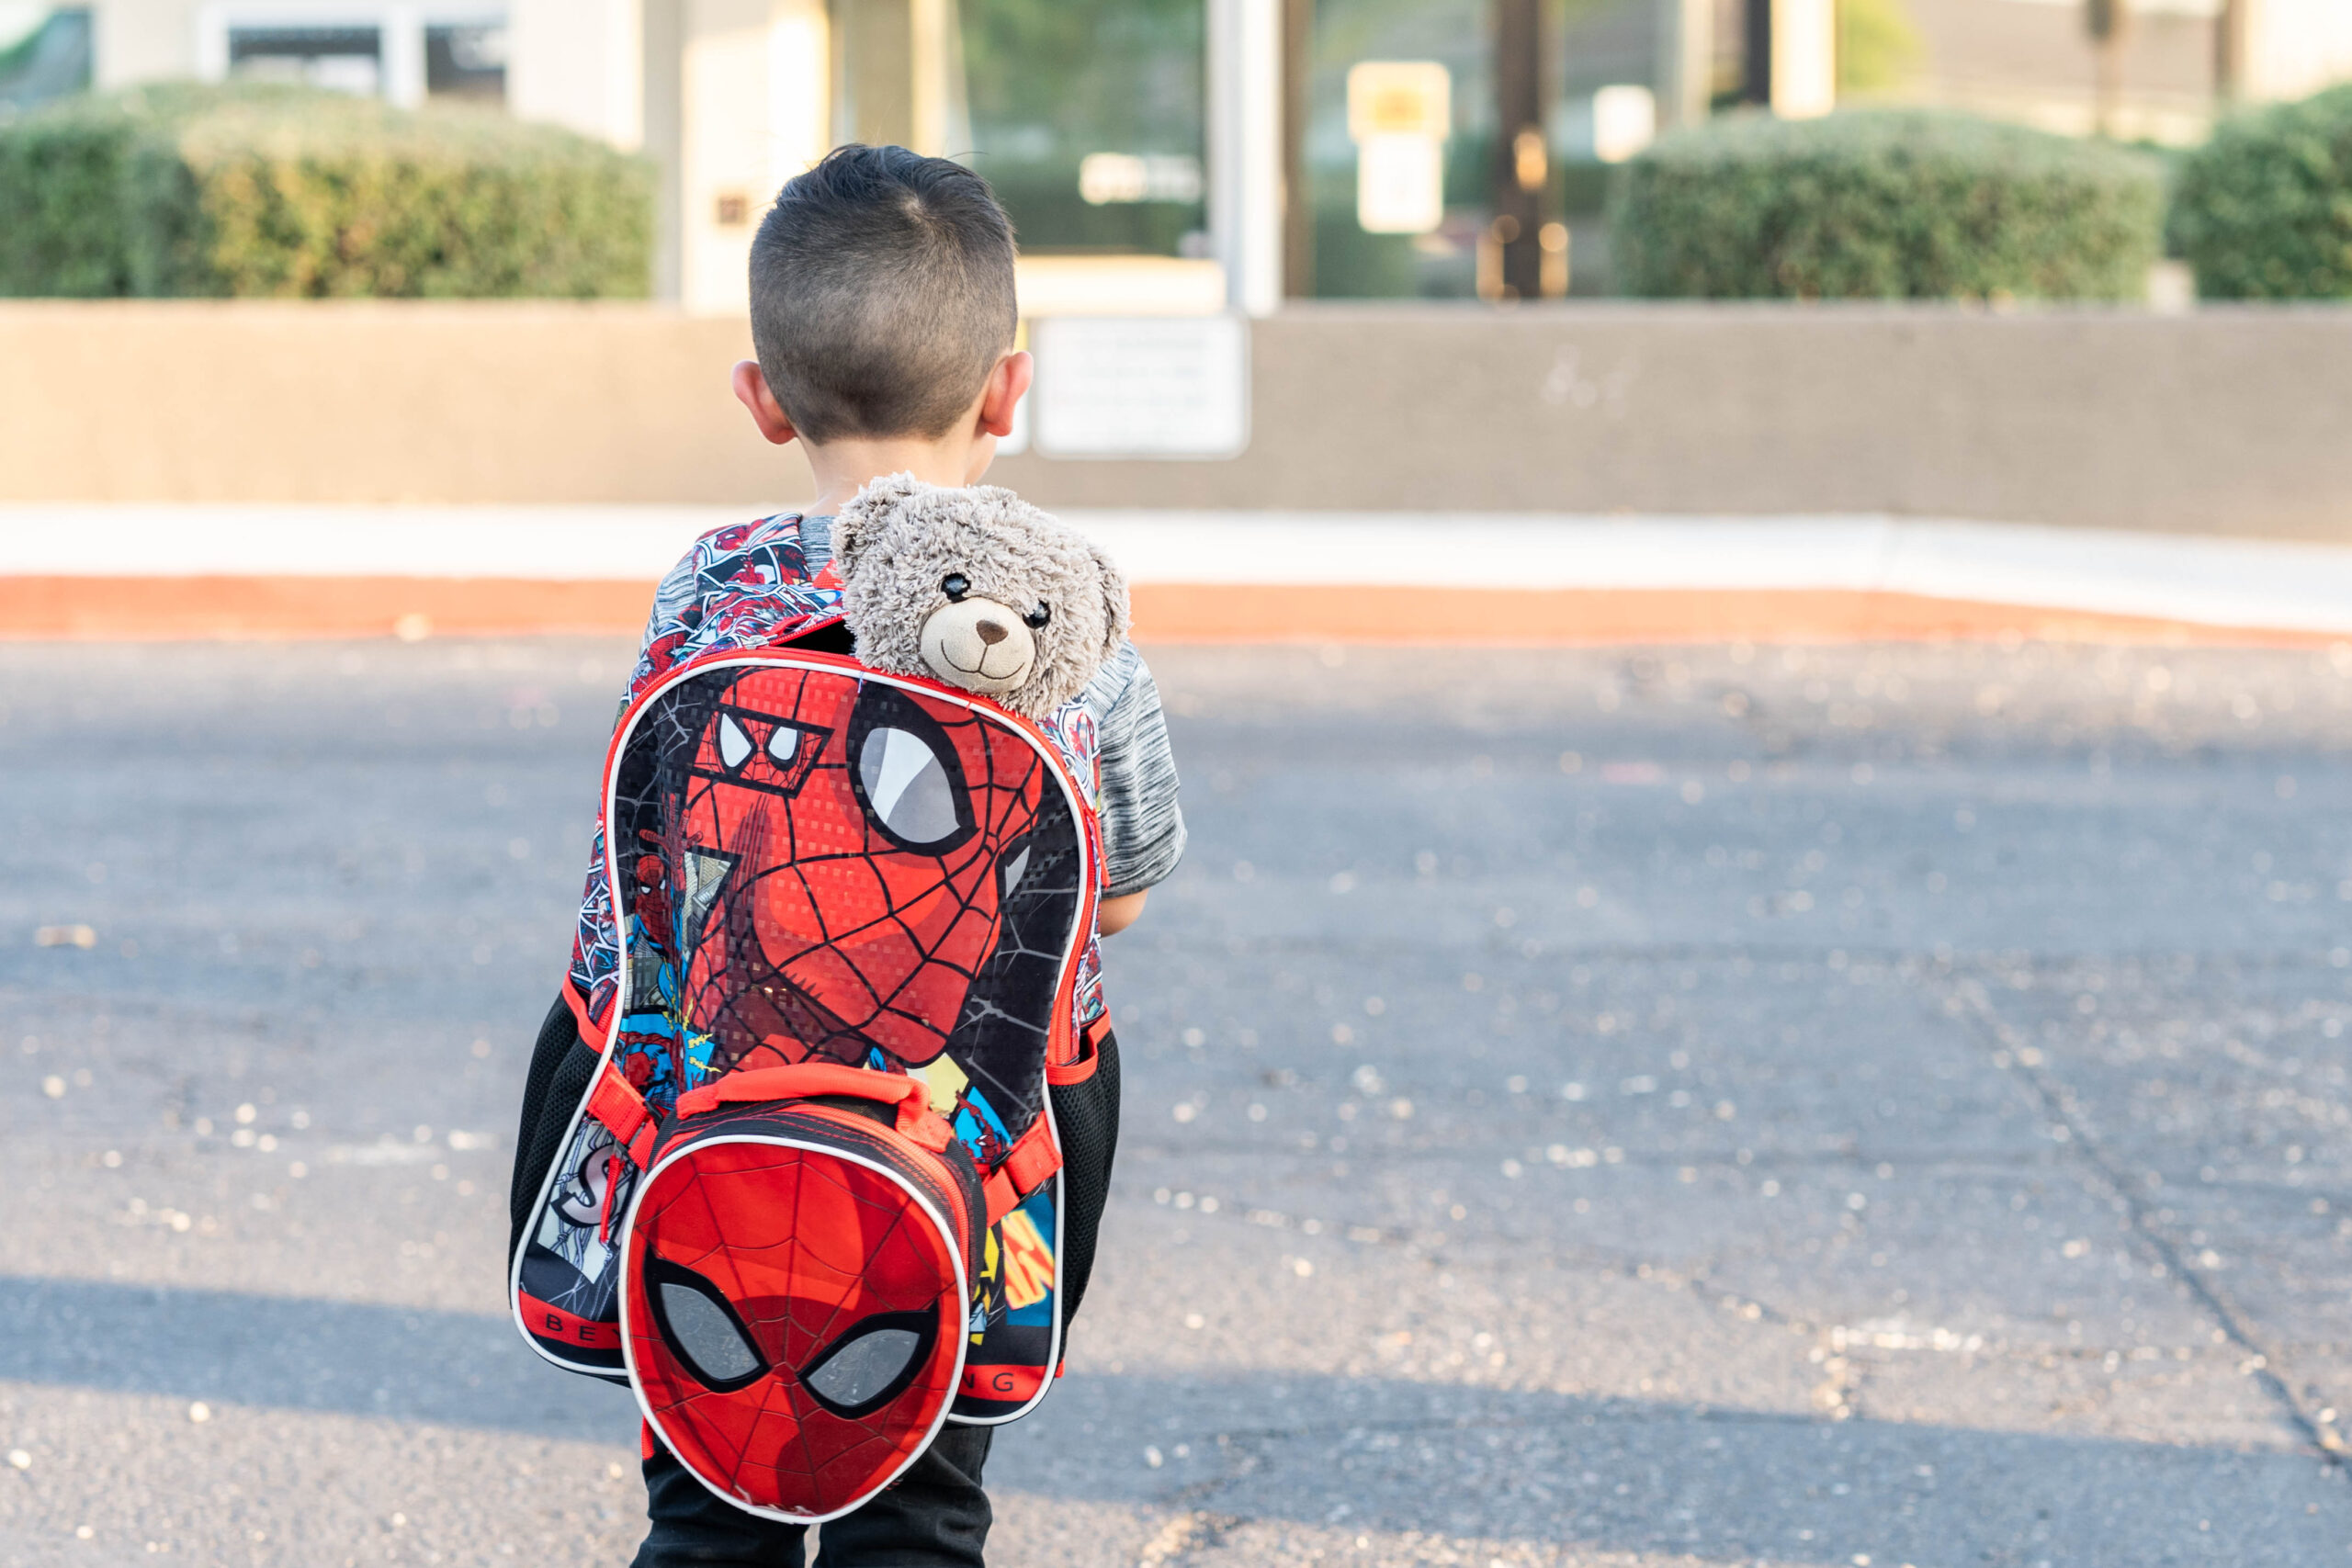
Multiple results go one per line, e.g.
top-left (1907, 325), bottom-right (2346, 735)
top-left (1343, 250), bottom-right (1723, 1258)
top-left (974, 618), bottom-right (1009, 647)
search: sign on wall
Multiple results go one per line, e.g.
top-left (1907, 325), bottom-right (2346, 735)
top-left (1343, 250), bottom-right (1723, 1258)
top-left (1030, 315), bottom-right (1250, 460)
top-left (1346, 61), bottom-right (1451, 235)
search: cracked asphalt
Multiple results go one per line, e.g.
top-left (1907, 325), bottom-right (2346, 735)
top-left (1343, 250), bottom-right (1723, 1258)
top-left (4, 636), bottom-right (2351, 1566)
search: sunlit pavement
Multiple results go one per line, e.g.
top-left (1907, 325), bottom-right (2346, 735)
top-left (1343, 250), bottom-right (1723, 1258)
top-left (4, 638), bottom-right (2351, 1567)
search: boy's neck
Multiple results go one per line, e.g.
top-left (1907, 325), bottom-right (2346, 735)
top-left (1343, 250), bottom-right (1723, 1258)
top-left (801, 430), bottom-right (993, 516)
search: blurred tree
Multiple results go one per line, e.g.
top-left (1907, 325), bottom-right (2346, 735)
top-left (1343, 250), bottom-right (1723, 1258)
top-left (2172, 82), bottom-right (2352, 299)
top-left (1838, 0), bottom-right (1921, 98)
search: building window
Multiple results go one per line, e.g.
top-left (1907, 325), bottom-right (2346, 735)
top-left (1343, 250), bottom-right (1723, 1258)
top-left (829, 0), bottom-right (1205, 258)
top-left (961, 0), bottom-right (1206, 255)
top-left (0, 5), bottom-right (94, 114)
top-left (201, 7), bottom-right (506, 109)
top-left (963, 0), bottom-right (1204, 256)
top-left (1301, 0), bottom-right (1494, 298)
top-left (229, 26), bottom-right (384, 95)
top-left (424, 22), bottom-right (506, 103)
top-left (1301, 0), bottom-right (1668, 299)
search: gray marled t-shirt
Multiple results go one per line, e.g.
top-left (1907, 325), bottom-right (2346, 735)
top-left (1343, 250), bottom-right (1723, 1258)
top-left (803, 513), bottom-right (1186, 897)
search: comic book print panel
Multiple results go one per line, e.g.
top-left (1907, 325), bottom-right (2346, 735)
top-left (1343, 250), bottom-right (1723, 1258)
top-left (608, 663), bottom-right (1085, 1156)
top-left (953, 1183), bottom-right (1058, 1422)
top-left (516, 1115), bottom-right (636, 1371)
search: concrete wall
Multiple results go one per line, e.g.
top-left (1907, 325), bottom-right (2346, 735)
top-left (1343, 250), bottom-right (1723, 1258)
top-left (5, 300), bottom-right (2349, 539)
top-left (1001, 304), bottom-right (2352, 541)
top-left (0, 302), bottom-right (804, 505)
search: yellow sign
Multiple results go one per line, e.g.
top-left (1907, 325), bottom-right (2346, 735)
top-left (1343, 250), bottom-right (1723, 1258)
top-left (1347, 62), bottom-right (1451, 142)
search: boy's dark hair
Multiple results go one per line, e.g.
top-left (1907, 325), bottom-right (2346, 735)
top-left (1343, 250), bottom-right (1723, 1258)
top-left (750, 144), bottom-right (1018, 445)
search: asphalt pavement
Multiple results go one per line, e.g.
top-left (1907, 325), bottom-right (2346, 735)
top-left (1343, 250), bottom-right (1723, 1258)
top-left (3, 637), bottom-right (2350, 1567)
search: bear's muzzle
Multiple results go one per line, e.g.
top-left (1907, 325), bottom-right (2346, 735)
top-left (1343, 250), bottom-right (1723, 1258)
top-left (919, 598), bottom-right (1036, 697)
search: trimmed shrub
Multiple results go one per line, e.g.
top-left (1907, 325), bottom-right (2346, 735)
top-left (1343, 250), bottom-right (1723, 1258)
top-left (0, 89), bottom-right (138, 295)
top-left (2172, 84), bottom-right (2352, 300)
top-left (0, 82), bottom-right (652, 298)
top-left (1610, 109), bottom-right (2164, 301)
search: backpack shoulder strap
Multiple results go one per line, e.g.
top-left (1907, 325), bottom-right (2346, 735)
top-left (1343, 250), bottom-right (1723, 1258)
top-left (982, 1119), bottom-right (1062, 1226)
top-left (585, 1061), bottom-right (659, 1170)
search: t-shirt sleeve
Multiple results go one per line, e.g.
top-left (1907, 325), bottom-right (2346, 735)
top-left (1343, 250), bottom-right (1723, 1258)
top-left (1091, 647), bottom-right (1187, 897)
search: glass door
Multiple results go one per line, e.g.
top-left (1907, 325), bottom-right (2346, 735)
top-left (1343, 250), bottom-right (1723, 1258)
top-left (957, 0), bottom-right (1208, 256)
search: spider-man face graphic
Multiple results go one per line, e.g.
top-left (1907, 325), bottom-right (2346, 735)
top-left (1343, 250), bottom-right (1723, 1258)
top-left (650, 667), bottom-right (1049, 1083)
top-left (625, 1136), bottom-right (970, 1517)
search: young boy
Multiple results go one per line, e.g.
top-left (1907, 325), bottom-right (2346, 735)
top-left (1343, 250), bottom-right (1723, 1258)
top-left (507, 144), bottom-right (1184, 1567)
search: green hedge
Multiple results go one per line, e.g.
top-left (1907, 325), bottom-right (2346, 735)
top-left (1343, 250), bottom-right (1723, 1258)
top-left (1610, 109), bottom-right (2164, 301)
top-left (2172, 84), bottom-right (2352, 300)
top-left (0, 82), bottom-right (652, 298)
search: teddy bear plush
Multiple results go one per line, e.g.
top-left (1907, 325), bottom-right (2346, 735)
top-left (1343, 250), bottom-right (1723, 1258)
top-left (831, 472), bottom-right (1131, 721)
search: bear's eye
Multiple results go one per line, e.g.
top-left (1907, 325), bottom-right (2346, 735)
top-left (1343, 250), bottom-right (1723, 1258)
top-left (1022, 603), bottom-right (1052, 629)
top-left (941, 574), bottom-right (970, 602)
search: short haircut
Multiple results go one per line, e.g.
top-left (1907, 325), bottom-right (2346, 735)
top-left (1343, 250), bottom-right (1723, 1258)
top-left (749, 145), bottom-right (1018, 444)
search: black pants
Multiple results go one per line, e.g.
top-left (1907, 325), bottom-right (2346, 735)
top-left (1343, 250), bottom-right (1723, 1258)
top-left (629, 1032), bottom-right (1122, 1566)
top-left (632, 1426), bottom-right (993, 1568)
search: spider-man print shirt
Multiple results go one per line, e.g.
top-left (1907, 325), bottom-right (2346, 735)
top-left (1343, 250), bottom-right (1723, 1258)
top-left (561, 513), bottom-right (1108, 1095)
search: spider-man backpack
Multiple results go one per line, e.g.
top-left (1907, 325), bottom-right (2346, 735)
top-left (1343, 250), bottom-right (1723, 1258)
top-left (507, 596), bottom-right (1110, 1523)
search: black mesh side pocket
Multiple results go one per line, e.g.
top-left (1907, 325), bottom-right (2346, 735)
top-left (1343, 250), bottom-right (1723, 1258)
top-left (508, 997), bottom-right (601, 1266)
top-left (1046, 1030), bottom-right (1122, 1331)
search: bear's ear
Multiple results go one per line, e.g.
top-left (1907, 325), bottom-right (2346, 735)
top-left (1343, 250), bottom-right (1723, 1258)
top-left (1089, 537), bottom-right (1132, 666)
top-left (831, 471), bottom-right (929, 582)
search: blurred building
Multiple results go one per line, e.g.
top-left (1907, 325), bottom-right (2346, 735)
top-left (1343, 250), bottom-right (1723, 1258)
top-left (1894, 0), bottom-right (2352, 144)
top-left (6, 0), bottom-right (2352, 309)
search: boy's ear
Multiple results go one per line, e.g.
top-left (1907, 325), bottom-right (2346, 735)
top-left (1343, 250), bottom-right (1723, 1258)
top-left (978, 351), bottom-right (1033, 439)
top-left (732, 360), bottom-right (798, 446)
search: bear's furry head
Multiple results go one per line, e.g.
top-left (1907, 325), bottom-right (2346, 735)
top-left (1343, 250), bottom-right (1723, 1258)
top-left (832, 473), bottom-right (1130, 720)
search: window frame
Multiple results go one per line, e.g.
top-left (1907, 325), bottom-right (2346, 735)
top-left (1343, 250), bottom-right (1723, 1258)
top-left (195, 1), bottom-right (506, 108)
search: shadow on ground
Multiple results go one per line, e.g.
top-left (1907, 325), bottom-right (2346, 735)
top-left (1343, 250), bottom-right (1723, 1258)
top-left (4, 1272), bottom-right (2339, 1567)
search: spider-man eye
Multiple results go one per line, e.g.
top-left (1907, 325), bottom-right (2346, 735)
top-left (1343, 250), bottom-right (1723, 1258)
top-left (645, 1256), bottom-right (768, 1392)
top-left (1022, 603), bottom-right (1051, 629)
top-left (849, 685), bottom-right (977, 854)
top-left (717, 712), bottom-right (753, 772)
top-left (800, 1310), bottom-right (936, 1417)
top-left (941, 574), bottom-right (970, 602)
top-left (859, 728), bottom-right (960, 845)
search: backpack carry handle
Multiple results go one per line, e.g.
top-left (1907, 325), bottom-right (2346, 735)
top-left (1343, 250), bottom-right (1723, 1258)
top-left (674, 1063), bottom-right (955, 1151)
